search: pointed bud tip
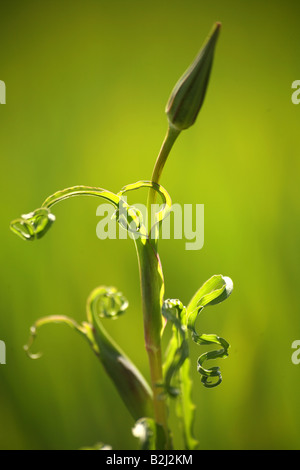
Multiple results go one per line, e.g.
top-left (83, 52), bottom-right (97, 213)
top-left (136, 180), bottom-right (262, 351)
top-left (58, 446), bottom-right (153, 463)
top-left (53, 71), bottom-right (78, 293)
top-left (166, 22), bottom-right (222, 131)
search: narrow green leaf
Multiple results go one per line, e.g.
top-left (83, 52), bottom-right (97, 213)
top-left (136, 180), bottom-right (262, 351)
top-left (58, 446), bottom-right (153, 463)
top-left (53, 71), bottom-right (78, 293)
top-left (162, 299), bottom-right (188, 397)
top-left (162, 299), bottom-right (198, 450)
top-left (87, 286), bottom-right (154, 420)
top-left (176, 358), bottom-right (198, 450)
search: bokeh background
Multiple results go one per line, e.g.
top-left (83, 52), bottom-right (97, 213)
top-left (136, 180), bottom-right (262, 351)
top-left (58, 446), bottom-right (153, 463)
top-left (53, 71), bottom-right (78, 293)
top-left (1, 0), bottom-right (300, 450)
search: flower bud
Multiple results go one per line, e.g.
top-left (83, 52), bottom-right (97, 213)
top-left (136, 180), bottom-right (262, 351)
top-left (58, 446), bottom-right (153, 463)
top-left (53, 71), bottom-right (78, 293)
top-left (166, 22), bottom-right (221, 131)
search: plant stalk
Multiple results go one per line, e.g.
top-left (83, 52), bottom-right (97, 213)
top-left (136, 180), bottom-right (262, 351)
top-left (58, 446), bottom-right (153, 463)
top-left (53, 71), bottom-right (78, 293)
top-left (147, 125), bottom-right (180, 231)
top-left (138, 125), bottom-right (180, 448)
top-left (135, 238), bottom-right (172, 449)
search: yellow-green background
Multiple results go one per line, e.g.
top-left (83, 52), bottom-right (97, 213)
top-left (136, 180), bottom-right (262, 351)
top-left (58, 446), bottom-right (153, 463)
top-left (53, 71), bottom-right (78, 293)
top-left (1, 0), bottom-right (300, 450)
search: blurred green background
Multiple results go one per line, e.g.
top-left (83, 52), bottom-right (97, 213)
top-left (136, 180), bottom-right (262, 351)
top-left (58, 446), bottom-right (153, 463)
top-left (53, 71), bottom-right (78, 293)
top-left (1, 0), bottom-right (300, 450)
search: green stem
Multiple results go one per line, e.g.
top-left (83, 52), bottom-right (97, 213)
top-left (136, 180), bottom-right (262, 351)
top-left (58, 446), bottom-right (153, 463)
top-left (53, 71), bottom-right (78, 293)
top-left (147, 347), bottom-right (168, 435)
top-left (147, 125), bottom-right (180, 233)
top-left (140, 126), bottom-right (180, 447)
top-left (135, 238), bottom-right (172, 449)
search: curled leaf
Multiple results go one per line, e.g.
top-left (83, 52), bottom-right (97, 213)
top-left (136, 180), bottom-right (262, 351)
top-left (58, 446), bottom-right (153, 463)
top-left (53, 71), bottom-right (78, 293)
top-left (186, 275), bottom-right (233, 388)
top-left (117, 180), bottom-right (172, 238)
top-left (10, 181), bottom-right (172, 245)
top-left (113, 204), bottom-right (143, 237)
top-left (24, 315), bottom-right (88, 360)
top-left (187, 274), bottom-right (233, 322)
top-left (41, 185), bottom-right (120, 210)
top-left (87, 286), bottom-right (129, 320)
top-left (192, 333), bottom-right (230, 388)
top-left (24, 286), bottom-right (154, 421)
top-left (10, 208), bottom-right (55, 241)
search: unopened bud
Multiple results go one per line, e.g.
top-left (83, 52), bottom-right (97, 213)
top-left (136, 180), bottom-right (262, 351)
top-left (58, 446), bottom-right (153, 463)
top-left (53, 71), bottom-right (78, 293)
top-left (166, 22), bottom-right (221, 131)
